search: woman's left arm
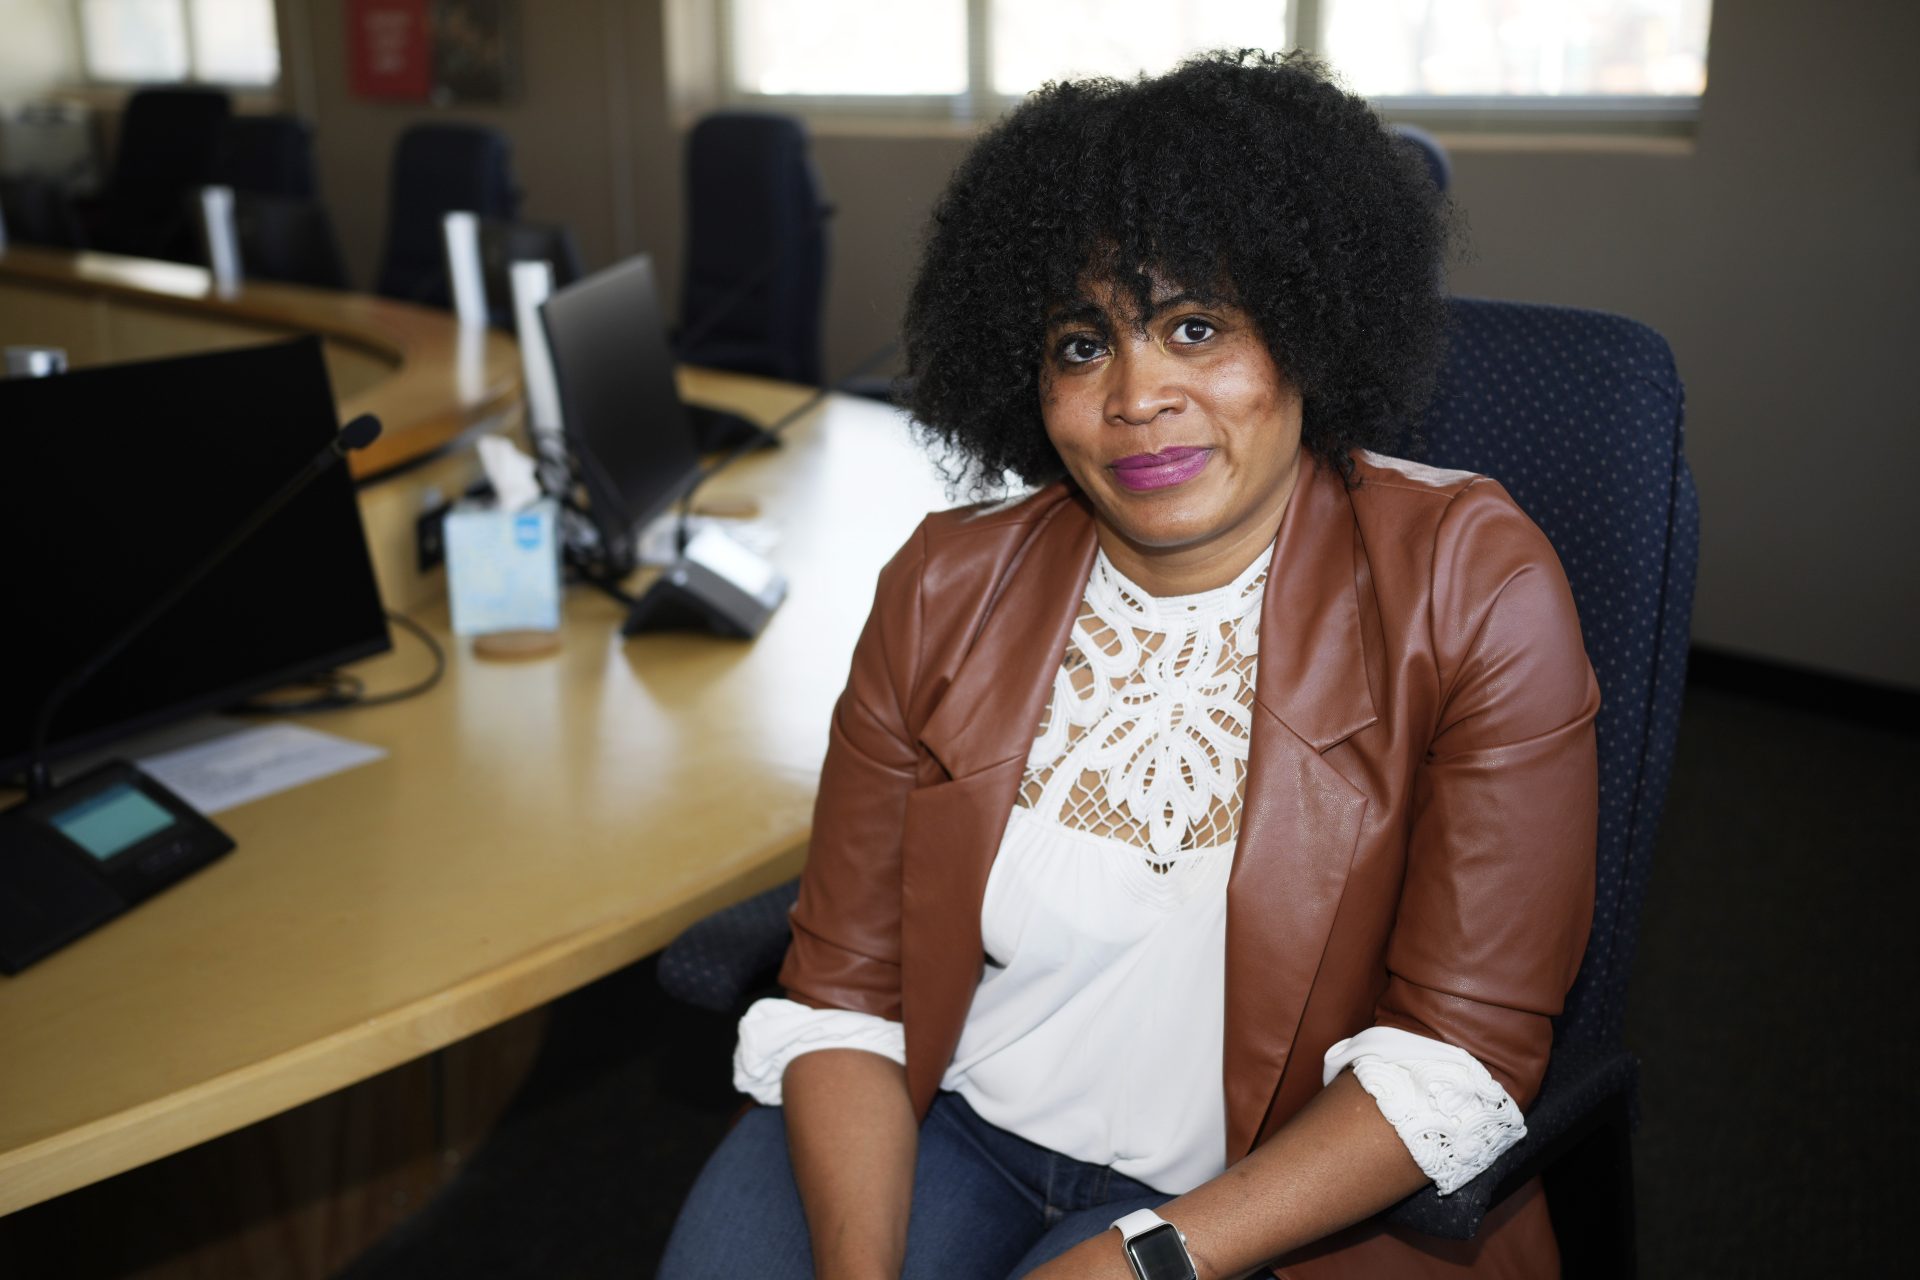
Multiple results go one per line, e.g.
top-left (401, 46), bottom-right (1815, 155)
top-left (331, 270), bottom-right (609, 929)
top-left (1037, 480), bottom-right (1602, 1280)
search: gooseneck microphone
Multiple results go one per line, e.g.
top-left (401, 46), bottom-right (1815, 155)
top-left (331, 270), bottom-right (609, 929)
top-left (24, 414), bottom-right (384, 798)
top-left (669, 338), bottom-right (901, 555)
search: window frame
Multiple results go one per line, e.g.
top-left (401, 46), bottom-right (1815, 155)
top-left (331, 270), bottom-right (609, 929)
top-left (712, 0), bottom-right (1704, 136)
top-left (70, 0), bottom-right (282, 91)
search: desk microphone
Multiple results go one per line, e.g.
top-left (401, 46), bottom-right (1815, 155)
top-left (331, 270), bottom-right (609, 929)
top-left (617, 340), bottom-right (901, 640)
top-left (2, 414), bottom-right (383, 975)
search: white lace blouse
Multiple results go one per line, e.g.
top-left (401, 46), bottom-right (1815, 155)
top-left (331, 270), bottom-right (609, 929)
top-left (735, 544), bottom-right (1525, 1195)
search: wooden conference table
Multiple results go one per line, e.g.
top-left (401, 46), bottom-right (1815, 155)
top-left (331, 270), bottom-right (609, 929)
top-left (0, 352), bottom-right (951, 1216)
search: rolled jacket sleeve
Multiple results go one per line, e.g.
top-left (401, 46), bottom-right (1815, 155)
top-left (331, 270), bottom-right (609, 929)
top-left (776, 523), bottom-right (930, 1021)
top-left (1374, 479), bottom-right (1600, 1110)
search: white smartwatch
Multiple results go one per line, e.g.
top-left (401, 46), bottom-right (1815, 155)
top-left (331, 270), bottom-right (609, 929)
top-left (1112, 1208), bottom-right (1198, 1280)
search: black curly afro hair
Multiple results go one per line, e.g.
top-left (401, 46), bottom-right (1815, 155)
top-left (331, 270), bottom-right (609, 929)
top-left (903, 49), bottom-right (1450, 493)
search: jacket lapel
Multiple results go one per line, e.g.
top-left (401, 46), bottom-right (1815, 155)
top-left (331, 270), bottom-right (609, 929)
top-left (899, 492), bottom-right (1098, 1114)
top-left (1223, 458), bottom-right (1378, 1157)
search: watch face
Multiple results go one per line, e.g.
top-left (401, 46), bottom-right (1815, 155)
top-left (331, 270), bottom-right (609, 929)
top-left (1128, 1223), bottom-right (1197, 1280)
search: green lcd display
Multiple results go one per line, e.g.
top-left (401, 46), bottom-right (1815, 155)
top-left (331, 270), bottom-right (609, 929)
top-left (49, 783), bottom-right (178, 861)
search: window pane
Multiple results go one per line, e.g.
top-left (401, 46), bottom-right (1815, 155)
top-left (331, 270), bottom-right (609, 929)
top-left (82, 0), bottom-right (190, 82)
top-left (991, 1), bottom-right (1291, 95)
top-left (730, 0), bottom-right (967, 96)
top-left (190, 0), bottom-right (281, 85)
top-left (1323, 0), bottom-right (1710, 97)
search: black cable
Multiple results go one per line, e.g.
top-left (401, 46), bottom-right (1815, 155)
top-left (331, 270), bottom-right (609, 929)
top-left (671, 338), bottom-right (901, 552)
top-left (350, 611), bottom-right (446, 708)
top-left (235, 610), bottom-right (446, 714)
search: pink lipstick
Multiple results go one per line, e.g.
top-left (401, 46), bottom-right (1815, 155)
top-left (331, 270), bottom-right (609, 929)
top-left (1110, 447), bottom-right (1213, 492)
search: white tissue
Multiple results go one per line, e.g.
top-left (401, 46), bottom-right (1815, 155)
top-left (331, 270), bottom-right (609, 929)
top-left (478, 435), bottom-right (544, 512)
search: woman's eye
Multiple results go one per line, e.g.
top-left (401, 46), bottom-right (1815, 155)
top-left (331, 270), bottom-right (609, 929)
top-left (1057, 336), bottom-right (1107, 365)
top-left (1170, 318), bottom-right (1216, 345)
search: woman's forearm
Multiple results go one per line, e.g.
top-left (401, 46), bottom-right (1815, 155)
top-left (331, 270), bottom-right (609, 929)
top-left (782, 1048), bottom-right (920, 1280)
top-left (1035, 1071), bottom-right (1428, 1280)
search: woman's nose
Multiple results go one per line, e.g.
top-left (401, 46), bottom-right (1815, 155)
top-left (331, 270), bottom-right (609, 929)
top-left (1104, 344), bottom-right (1185, 426)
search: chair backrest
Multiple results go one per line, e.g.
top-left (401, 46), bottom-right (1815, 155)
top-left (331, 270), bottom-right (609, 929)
top-left (376, 123), bottom-right (521, 305)
top-left (230, 192), bottom-right (350, 290)
top-left (107, 87), bottom-right (232, 196)
top-left (1391, 123), bottom-right (1451, 193)
top-left (1407, 297), bottom-right (1699, 1050)
top-left (0, 176), bottom-right (86, 249)
top-left (95, 87), bottom-right (232, 260)
top-left (211, 115), bottom-right (320, 199)
top-left (477, 217), bottom-right (585, 330)
top-left (679, 112), bottom-right (827, 386)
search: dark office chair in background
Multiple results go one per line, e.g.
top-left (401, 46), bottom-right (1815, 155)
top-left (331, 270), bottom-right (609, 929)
top-left (211, 114), bottom-right (321, 199)
top-left (376, 123), bottom-right (521, 306)
top-left (1391, 122), bottom-right (1452, 193)
top-left (0, 176), bottom-right (87, 249)
top-left (657, 296), bottom-right (1697, 1277)
top-left (222, 194), bottom-right (351, 290)
top-left (83, 86), bottom-right (232, 262)
top-left (677, 112), bottom-right (828, 386)
top-left (474, 216), bottom-right (585, 329)
top-left (203, 114), bottom-right (350, 290)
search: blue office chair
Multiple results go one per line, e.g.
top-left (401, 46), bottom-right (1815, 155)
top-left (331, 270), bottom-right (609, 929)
top-left (376, 123), bottom-right (522, 306)
top-left (211, 114), bottom-right (321, 199)
top-left (201, 115), bottom-right (351, 290)
top-left (0, 176), bottom-right (87, 249)
top-left (473, 216), bottom-right (586, 330)
top-left (84, 86), bottom-right (232, 262)
top-left (1391, 123), bottom-right (1452, 194)
top-left (677, 112), bottom-right (828, 386)
top-left (658, 297), bottom-right (1697, 1275)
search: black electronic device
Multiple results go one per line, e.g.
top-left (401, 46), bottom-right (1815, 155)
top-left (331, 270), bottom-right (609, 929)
top-left (1, 342), bottom-right (386, 974)
top-left (619, 524), bottom-right (788, 639)
top-left (0, 339), bottom-right (391, 779)
top-left (539, 254), bottom-right (710, 576)
top-left (0, 761), bottom-right (233, 974)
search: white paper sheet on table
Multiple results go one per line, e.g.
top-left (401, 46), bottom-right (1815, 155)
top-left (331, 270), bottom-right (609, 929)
top-left (136, 724), bottom-right (387, 815)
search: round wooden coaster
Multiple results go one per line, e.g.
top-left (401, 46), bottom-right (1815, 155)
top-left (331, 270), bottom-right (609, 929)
top-left (472, 629), bottom-right (563, 661)
top-left (690, 494), bottom-right (761, 519)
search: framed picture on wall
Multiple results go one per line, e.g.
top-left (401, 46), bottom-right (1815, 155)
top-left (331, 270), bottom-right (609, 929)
top-left (347, 0), bottom-right (518, 105)
top-left (432, 0), bottom-right (517, 105)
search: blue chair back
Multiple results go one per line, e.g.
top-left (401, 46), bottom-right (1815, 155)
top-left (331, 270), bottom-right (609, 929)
top-left (1408, 297), bottom-right (1698, 1050)
top-left (212, 115), bottom-right (320, 199)
top-left (376, 123), bottom-right (521, 306)
top-left (679, 112), bottom-right (828, 386)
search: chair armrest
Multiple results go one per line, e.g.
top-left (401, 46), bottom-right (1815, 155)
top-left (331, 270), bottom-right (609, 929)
top-left (657, 879), bottom-right (800, 1012)
top-left (1380, 1044), bottom-right (1639, 1240)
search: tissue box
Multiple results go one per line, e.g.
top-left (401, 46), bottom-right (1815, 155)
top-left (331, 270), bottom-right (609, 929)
top-left (445, 499), bottom-right (561, 636)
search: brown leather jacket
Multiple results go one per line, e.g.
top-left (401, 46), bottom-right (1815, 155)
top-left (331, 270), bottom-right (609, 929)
top-left (779, 450), bottom-right (1600, 1277)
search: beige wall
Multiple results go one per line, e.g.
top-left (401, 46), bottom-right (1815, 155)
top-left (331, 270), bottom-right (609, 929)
top-left (287, 0), bottom-right (676, 294)
top-left (19, 0), bottom-right (1918, 687)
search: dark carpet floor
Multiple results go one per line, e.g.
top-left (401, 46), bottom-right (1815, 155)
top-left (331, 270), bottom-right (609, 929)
top-left (340, 683), bottom-right (1920, 1278)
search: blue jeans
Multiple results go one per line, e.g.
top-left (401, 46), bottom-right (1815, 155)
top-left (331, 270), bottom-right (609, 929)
top-left (658, 1092), bottom-right (1173, 1278)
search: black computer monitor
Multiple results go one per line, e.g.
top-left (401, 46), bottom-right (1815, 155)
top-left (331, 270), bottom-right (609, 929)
top-left (539, 254), bottom-right (703, 576)
top-left (0, 338), bottom-right (392, 779)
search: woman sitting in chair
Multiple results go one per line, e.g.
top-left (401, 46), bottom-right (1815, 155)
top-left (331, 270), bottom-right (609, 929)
top-left (661, 50), bottom-right (1598, 1280)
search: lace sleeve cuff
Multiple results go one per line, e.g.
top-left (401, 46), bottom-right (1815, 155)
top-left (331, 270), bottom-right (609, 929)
top-left (1321, 1026), bottom-right (1527, 1195)
top-left (732, 997), bottom-right (908, 1106)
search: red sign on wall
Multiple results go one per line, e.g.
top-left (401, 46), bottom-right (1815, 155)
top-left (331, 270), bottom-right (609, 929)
top-left (347, 0), bottom-right (433, 102)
